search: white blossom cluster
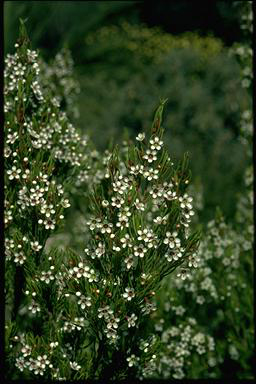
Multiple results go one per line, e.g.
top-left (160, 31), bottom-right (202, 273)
top-left (39, 47), bottom-right (80, 119)
top-left (173, 218), bottom-right (245, 304)
top-left (13, 338), bottom-right (83, 380)
top-left (147, 318), bottom-right (215, 379)
top-left (59, 108), bottom-right (200, 356)
top-left (5, 25), bottom-right (202, 381)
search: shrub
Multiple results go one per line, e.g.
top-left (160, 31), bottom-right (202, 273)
top-left (5, 23), bottom-right (200, 380)
top-left (145, 2), bottom-right (253, 379)
top-left (84, 22), bottom-right (224, 77)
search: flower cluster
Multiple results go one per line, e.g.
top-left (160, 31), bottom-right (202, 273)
top-left (5, 21), bottom-right (201, 382)
top-left (150, 318), bottom-right (215, 379)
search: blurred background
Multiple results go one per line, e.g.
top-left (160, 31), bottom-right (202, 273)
top-left (4, 1), bottom-right (251, 224)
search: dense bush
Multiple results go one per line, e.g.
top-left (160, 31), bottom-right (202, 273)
top-left (4, 2), bottom-right (253, 380)
top-left (84, 23), bottom-right (224, 77)
top-left (145, 3), bottom-right (253, 379)
top-left (5, 23), bottom-right (201, 380)
top-left (152, 204), bottom-right (253, 379)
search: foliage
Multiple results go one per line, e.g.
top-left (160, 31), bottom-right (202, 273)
top-left (4, 1), bottom-right (138, 59)
top-left (145, 2), bottom-right (254, 379)
top-left (78, 24), bottom-right (249, 222)
top-left (84, 22), bottom-right (224, 77)
top-left (4, 1), bottom-right (244, 59)
top-left (5, 22), bottom-right (200, 380)
top-left (151, 207), bottom-right (253, 379)
top-left (4, 2), bottom-right (253, 379)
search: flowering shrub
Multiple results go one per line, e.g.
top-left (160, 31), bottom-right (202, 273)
top-left (5, 21), bottom-right (201, 380)
top-left (4, 21), bottom-right (101, 379)
top-left (144, 2), bottom-right (253, 379)
top-left (150, 207), bottom-right (253, 379)
top-left (5, 3), bottom-right (253, 378)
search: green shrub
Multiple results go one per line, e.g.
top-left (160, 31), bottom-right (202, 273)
top-left (84, 23), bottom-right (224, 77)
top-left (146, 3), bottom-right (253, 379)
top-left (5, 23), bottom-right (200, 380)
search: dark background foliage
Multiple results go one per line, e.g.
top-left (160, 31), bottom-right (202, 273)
top-left (4, 1), bottom-right (243, 58)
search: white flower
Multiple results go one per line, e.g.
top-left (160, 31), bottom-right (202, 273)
top-left (15, 356), bottom-right (26, 372)
top-left (95, 242), bottom-right (105, 258)
top-left (179, 193), bottom-right (193, 209)
top-left (120, 234), bottom-right (132, 248)
top-left (104, 327), bottom-right (118, 341)
top-left (141, 301), bottom-right (157, 314)
top-left (149, 186), bottom-right (163, 199)
top-left (87, 217), bottom-right (101, 231)
top-left (164, 231), bottom-right (181, 249)
top-left (173, 305), bottom-right (186, 316)
top-left (72, 262), bottom-right (90, 278)
top-left (139, 340), bottom-right (150, 352)
top-left (88, 268), bottom-right (98, 282)
top-left (102, 199), bottom-right (109, 207)
top-left (116, 214), bottom-right (129, 229)
top-left (136, 132), bottom-right (145, 141)
top-left (188, 254), bottom-right (199, 268)
top-left (165, 248), bottom-right (184, 262)
top-left (35, 355), bottom-right (50, 369)
top-left (153, 216), bottom-right (164, 224)
top-left (129, 164), bottom-right (144, 175)
top-left (31, 241), bottom-right (42, 252)
top-left (123, 287), bottom-right (135, 301)
top-left (177, 268), bottom-right (189, 280)
top-left (150, 136), bottom-right (163, 150)
top-left (4, 146), bottom-right (11, 158)
top-left (26, 357), bottom-right (38, 371)
top-left (134, 244), bottom-right (147, 258)
top-left (14, 252), bottom-right (26, 265)
top-left (40, 204), bottom-right (55, 218)
top-left (143, 149), bottom-right (157, 163)
top-left (70, 361), bottom-right (81, 370)
top-left (21, 345), bottom-right (32, 357)
top-left (113, 244), bottom-right (121, 252)
top-left (61, 199), bottom-right (71, 208)
top-left (137, 228), bottom-right (157, 247)
top-left (106, 317), bottom-right (120, 329)
top-left (98, 306), bottom-right (113, 320)
top-left (6, 131), bottom-right (18, 144)
top-left (99, 222), bottom-right (113, 234)
top-left (43, 218), bottom-right (56, 230)
top-left (124, 255), bottom-right (134, 270)
top-left (143, 168), bottom-right (159, 181)
top-left (196, 296), bottom-right (205, 305)
top-left (127, 354), bottom-right (139, 367)
top-left (40, 270), bottom-right (54, 284)
top-left (134, 198), bottom-right (145, 211)
top-left (28, 300), bottom-right (41, 314)
top-left (77, 295), bottom-right (92, 309)
top-left (127, 313), bottom-right (138, 328)
top-left (7, 166), bottom-right (21, 180)
top-left (22, 169), bottom-right (30, 180)
top-left (33, 366), bottom-right (45, 376)
top-left (111, 196), bottom-right (124, 208)
top-left (49, 341), bottom-right (59, 349)
top-left (164, 188), bottom-right (177, 201)
top-left (112, 175), bottom-right (132, 194)
top-left (4, 210), bottom-right (13, 225)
